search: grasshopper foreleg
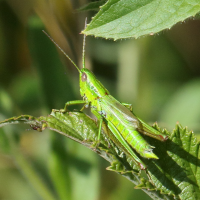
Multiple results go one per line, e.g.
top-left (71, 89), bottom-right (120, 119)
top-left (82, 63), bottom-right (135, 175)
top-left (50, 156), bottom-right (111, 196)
top-left (60, 100), bottom-right (87, 112)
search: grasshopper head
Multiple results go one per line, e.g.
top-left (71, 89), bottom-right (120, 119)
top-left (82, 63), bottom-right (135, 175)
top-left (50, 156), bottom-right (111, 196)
top-left (79, 68), bottom-right (109, 102)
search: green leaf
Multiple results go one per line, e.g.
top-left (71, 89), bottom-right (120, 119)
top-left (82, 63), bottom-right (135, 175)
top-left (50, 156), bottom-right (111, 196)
top-left (142, 124), bottom-right (200, 199)
top-left (83, 0), bottom-right (200, 40)
top-left (1, 110), bottom-right (200, 199)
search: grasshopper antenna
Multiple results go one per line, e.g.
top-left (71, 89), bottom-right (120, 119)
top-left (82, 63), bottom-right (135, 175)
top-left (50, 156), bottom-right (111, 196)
top-left (42, 30), bottom-right (80, 73)
top-left (82, 18), bottom-right (87, 69)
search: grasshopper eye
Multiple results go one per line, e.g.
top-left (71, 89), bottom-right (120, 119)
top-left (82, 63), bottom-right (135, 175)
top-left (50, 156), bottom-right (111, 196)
top-left (82, 72), bottom-right (87, 82)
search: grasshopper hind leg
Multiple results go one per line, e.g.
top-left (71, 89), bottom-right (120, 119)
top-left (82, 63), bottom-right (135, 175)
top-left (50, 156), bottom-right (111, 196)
top-left (107, 120), bottom-right (147, 169)
top-left (92, 107), bottom-right (147, 169)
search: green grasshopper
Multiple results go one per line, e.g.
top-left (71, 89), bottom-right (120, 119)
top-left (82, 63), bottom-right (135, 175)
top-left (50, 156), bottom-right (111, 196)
top-left (43, 31), bottom-right (168, 170)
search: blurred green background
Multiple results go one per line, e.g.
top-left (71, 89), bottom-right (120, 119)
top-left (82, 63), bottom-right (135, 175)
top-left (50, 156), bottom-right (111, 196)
top-left (0, 1), bottom-right (200, 200)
